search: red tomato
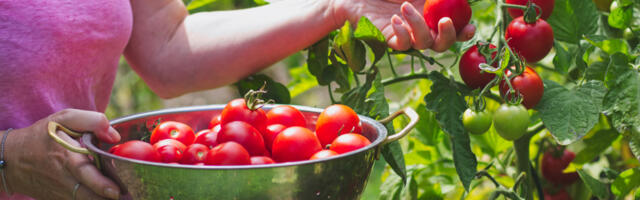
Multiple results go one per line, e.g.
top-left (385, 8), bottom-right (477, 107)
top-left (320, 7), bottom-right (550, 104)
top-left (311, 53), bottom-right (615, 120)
top-left (266, 105), bottom-right (306, 127)
top-left (220, 98), bottom-right (268, 134)
top-left (272, 127), bottom-right (322, 162)
top-left (149, 121), bottom-right (195, 146)
top-left (217, 121), bottom-right (268, 156)
top-left (110, 140), bottom-right (161, 162)
top-left (205, 142), bottom-right (251, 166)
top-left (423, 0), bottom-right (471, 34)
top-left (315, 105), bottom-right (361, 146)
top-left (544, 189), bottom-right (572, 200)
top-left (208, 115), bottom-right (221, 129)
top-left (194, 126), bottom-right (220, 149)
top-left (250, 156), bottom-right (276, 165)
top-left (309, 150), bottom-right (339, 160)
top-left (152, 139), bottom-right (187, 163)
top-left (264, 124), bottom-right (286, 152)
top-left (542, 148), bottom-right (579, 185)
top-left (180, 143), bottom-right (209, 164)
top-left (459, 44), bottom-right (497, 89)
top-left (499, 66), bottom-right (544, 109)
top-left (506, 0), bottom-right (555, 20)
top-left (505, 16), bottom-right (554, 63)
top-left (329, 133), bottom-right (371, 154)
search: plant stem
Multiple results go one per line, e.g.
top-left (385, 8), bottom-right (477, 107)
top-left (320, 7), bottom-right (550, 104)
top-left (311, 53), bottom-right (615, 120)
top-left (386, 50), bottom-right (399, 77)
top-left (382, 72), bottom-right (430, 86)
top-left (513, 135), bottom-right (533, 200)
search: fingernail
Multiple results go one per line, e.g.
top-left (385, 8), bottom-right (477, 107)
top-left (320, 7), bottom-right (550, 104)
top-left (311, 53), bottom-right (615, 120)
top-left (104, 188), bottom-right (119, 199)
top-left (392, 15), bottom-right (403, 25)
top-left (108, 127), bottom-right (121, 143)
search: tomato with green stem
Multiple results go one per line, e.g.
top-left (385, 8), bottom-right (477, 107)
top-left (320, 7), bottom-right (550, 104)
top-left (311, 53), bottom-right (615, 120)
top-left (462, 108), bottom-right (492, 135)
top-left (499, 66), bottom-right (544, 109)
top-left (459, 44), bottom-right (497, 89)
top-left (492, 104), bottom-right (529, 141)
top-left (505, 0), bottom-right (555, 20)
top-left (505, 16), bottom-right (554, 63)
top-left (220, 98), bottom-right (268, 134)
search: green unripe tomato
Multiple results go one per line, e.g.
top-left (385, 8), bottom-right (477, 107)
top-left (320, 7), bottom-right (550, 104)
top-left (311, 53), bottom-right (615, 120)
top-left (492, 104), bottom-right (530, 141)
top-left (462, 109), bottom-right (492, 135)
top-left (623, 28), bottom-right (636, 40)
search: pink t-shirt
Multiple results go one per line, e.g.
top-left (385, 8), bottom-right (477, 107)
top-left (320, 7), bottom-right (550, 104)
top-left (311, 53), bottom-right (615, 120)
top-left (0, 0), bottom-right (132, 198)
top-left (0, 0), bottom-right (132, 130)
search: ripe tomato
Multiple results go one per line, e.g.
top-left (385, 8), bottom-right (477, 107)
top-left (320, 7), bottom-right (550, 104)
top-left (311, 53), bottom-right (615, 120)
top-left (180, 143), bottom-right (209, 164)
top-left (220, 98), bottom-right (268, 133)
top-left (544, 189), bottom-right (572, 200)
top-left (505, 16), bottom-right (554, 63)
top-left (250, 156), bottom-right (276, 165)
top-left (499, 66), bottom-right (544, 109)
top-left (423, 0), bottom-right (472, 34)
top-left (315, 104), bottom-right (361, 146)
top-left (309, 150), bottom-right (339, 160)
top-left (462, 108), bottom-right (492, 135)
top-left (217, 121), bottom-right (267, 156)
top-left (208, 115), bottom-right (221, 129)
top-left (205, 142), bottom-right (251, 165)
top-left (272, 126), bottom-right (322, 162)
top-left (264, 124), bottom-right (286, 152)
top-left (492, 104), bottom-right (529, 141)
top-left (459, 44), bottom-right (497, 89)
top-left (150, 121), bottom-right (195, 146)
top-left (266, 105), bottom-right (306, 127)
top-left (505, 0), bottom-right (555, 20)
top-left (194, 126), bottom-right (220, 149)
top-left (542, 148), bottom-right (579, 185)
top-left (152, 139), bottom-right (187, 163)
top-left (329, 133), bottom-right (371, 154)
top-left (110, 140), bottom-right (161, 162)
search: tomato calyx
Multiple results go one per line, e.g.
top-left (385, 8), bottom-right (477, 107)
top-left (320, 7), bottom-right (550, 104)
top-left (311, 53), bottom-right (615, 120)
top-left (502, 1), bottom-right (542, 24)
top-left (243, 84), bottom-right (273, 111)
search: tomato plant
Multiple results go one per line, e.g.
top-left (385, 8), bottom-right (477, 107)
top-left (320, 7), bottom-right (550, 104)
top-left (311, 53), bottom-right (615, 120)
top-left (423, 0), bottom-right (471, 34)
top-left (505, 16), bottom-right (554, 63)
top-left (271, 126), bottom-right (322, 162)
top-left (315, 104), bottom-right (361, 146)
top-left (500, 66), bottom-right (544, 109)
top-left (150, 121), bottom-right (195, 146)
top-left (462, 108), bottom-right (492, 135)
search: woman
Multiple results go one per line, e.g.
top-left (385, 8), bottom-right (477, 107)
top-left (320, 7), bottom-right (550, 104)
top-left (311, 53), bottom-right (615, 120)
top-left (0, 0), bottom-right (474, 199)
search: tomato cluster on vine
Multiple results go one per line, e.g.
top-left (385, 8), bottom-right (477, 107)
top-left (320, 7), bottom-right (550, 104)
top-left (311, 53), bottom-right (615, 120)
top-left (109, 101), bottom-right (372, 166)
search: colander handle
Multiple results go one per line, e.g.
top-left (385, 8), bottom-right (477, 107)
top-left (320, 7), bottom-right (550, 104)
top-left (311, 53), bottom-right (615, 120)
top-left (378, 107), bottom-right (419, 144)
top-left (48, 122), bottom-right (101, 169)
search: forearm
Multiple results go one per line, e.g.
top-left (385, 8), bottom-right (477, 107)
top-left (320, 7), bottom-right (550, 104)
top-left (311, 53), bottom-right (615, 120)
top-left (125, 0), bottom-right (340, 98)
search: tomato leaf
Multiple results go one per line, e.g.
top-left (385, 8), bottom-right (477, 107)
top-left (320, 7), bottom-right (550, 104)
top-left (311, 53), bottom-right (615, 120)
top-left (334, 21), bottom-right (367, 72)
top-left (578, 169), bottom-right (610, 199)
top-left (553, 42), bottom-right (573, 74)
top-left (585, 61), bottom-right (609, 81)
top-left (423, 71), bottom-right (477, 191)
top-left (584, 36), bottom-right (631, 56)
top-left (603, 53), bottom-right (640, 132)
top-left (353, 17), bottom-right (387, 68)
top-left (608, 3), bottom-right (633, 29)
top-left (536, 80), bottom-right (607, 145)
top-left (414, 104), bottom-right (444, 146)
top-left (611, 168), bottom-right (640, 198)
top-left (547, 0), bottom-right (599, 44)
top-left (307, 37), bottom-right (330, 85)
top-left (573, 129), bottom-right (619, 164)
top-left (234, 74), bottom-right (291, 104)
top-left (287, 64), bottom-right (318, 98)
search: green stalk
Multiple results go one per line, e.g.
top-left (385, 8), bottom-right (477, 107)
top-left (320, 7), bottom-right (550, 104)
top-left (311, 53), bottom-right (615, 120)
top-left (513, 135), bottom-right (533, 200)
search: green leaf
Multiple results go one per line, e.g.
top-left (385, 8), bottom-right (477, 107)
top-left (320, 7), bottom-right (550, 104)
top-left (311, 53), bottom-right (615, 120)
top-left (536, 80), bottom-right (607, 145)
top-left (603, 53), bottom-right (640, 132)
top-left (354, 17), bottom-right (387, 67)
top-left (573, 129), bottom-right (619, 164)
top-left (611, 168), bottom-right (640, 199)
top-left (333, 21), bottom-right (366, 72)
top-left (307, 37), bottom-right (330, 85)
top-left (578, 169), bottom-right (610, 199)
top-left (584, 36), bottom-right (630, 56)
top-left (608, 3), bottom-right (633, 29)
top-left (414, 104), bottom-right (444, 146)
top-left (553, 42), bottom-right (573, 74)
top-left (547, 0), bottom-right (599, 44)
top-left (630, 136), bottom-right (640, 163)
top-left (287, 64), bottom-right (318, 98)
top-left (234, 74), bottom-right (291, 104)
top-left (423, 71), bottom-right (477, 191)
top-left (585, 61), bottom-right (609, 81)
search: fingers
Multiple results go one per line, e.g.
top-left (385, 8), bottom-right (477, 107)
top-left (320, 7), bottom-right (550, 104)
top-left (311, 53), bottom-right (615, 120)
top-left (388, 15), bottom-right (412, 51)
top-left (457, 24), bottom-right (476, 41)
top-left (73, 183), bottom-right (110, 200)
top-left (65, 148), bottom-right (120, 199)
top-left (51, 109), bottom-right (120, 143)
top-left (400, 2), bottom-right (433, 50)
top-left (430, 17), bottom-right (457, 52)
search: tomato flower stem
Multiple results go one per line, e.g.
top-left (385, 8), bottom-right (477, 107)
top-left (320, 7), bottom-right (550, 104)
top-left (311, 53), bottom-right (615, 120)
top-left (386, 50), bottom-right (399, 77)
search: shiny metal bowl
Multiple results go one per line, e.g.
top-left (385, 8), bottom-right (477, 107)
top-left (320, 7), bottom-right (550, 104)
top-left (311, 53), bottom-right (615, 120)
top-left (49, 105), bottom-right (417, 200)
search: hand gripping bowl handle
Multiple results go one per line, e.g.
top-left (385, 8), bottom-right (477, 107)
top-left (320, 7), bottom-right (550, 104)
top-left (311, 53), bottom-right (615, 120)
top-left (378, 107), bottom-right (419, 144)
top-left (47, 121), bottom-right (102, 169)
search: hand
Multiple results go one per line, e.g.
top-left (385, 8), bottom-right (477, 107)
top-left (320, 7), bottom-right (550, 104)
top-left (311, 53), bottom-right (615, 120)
top-left (331, 0), bottom-right (475, 52)
top-left (4, 109), bottom-right (121, 199)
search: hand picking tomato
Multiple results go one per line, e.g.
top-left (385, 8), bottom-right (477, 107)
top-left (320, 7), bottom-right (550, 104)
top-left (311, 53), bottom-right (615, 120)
top-left (423, 0), bottom-right (472, 34)
top-left (462, 108), bottom-right (492, 135)
top-left (505, 16), bottom-right (554, 63)
top-left (110, 140), bottom-right (161, 162)
top-left (266, 105), bottom-right (306, 128)
top-left (329, 133), bottom-right (371, 154)
top-left (205, 142), bottom-right (251, 165)
top-left (153, 139), bottom-right (187, 163)
top-left (505, 0), bottom-right (555, 20)
top-left (208, 115), bottom-right (221, 129)
top-left (459, 44), bottom-right (497, 89)
top-left (492, 104), bottom-right (529, 141)
top-left (217, 121), bottom-right (268, 156)
top-left (542, 148), bottom-right (579, 185)
top-left (194, 127), bottom-right (220, 149)
top-left (264, 124), bottom-right (286, 152)
top-left (250, 156), bottom-right (276, 165)
top-left (309, 150), bottom-right (339, 160)
top-left (499, 66), bottom-right (544, 109)
top-left (272, 126), bottom-right (322, 162)
top-left (220, 98), bottom-right (268, 134)
top-left (315, 104), bottom-right (362, 146)
top-left (150, 121), bottom-right (195, 146)
top-left (180, 143), bottom-right (209, 164)
top-left (544, 188), bottom-right (572, 200)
